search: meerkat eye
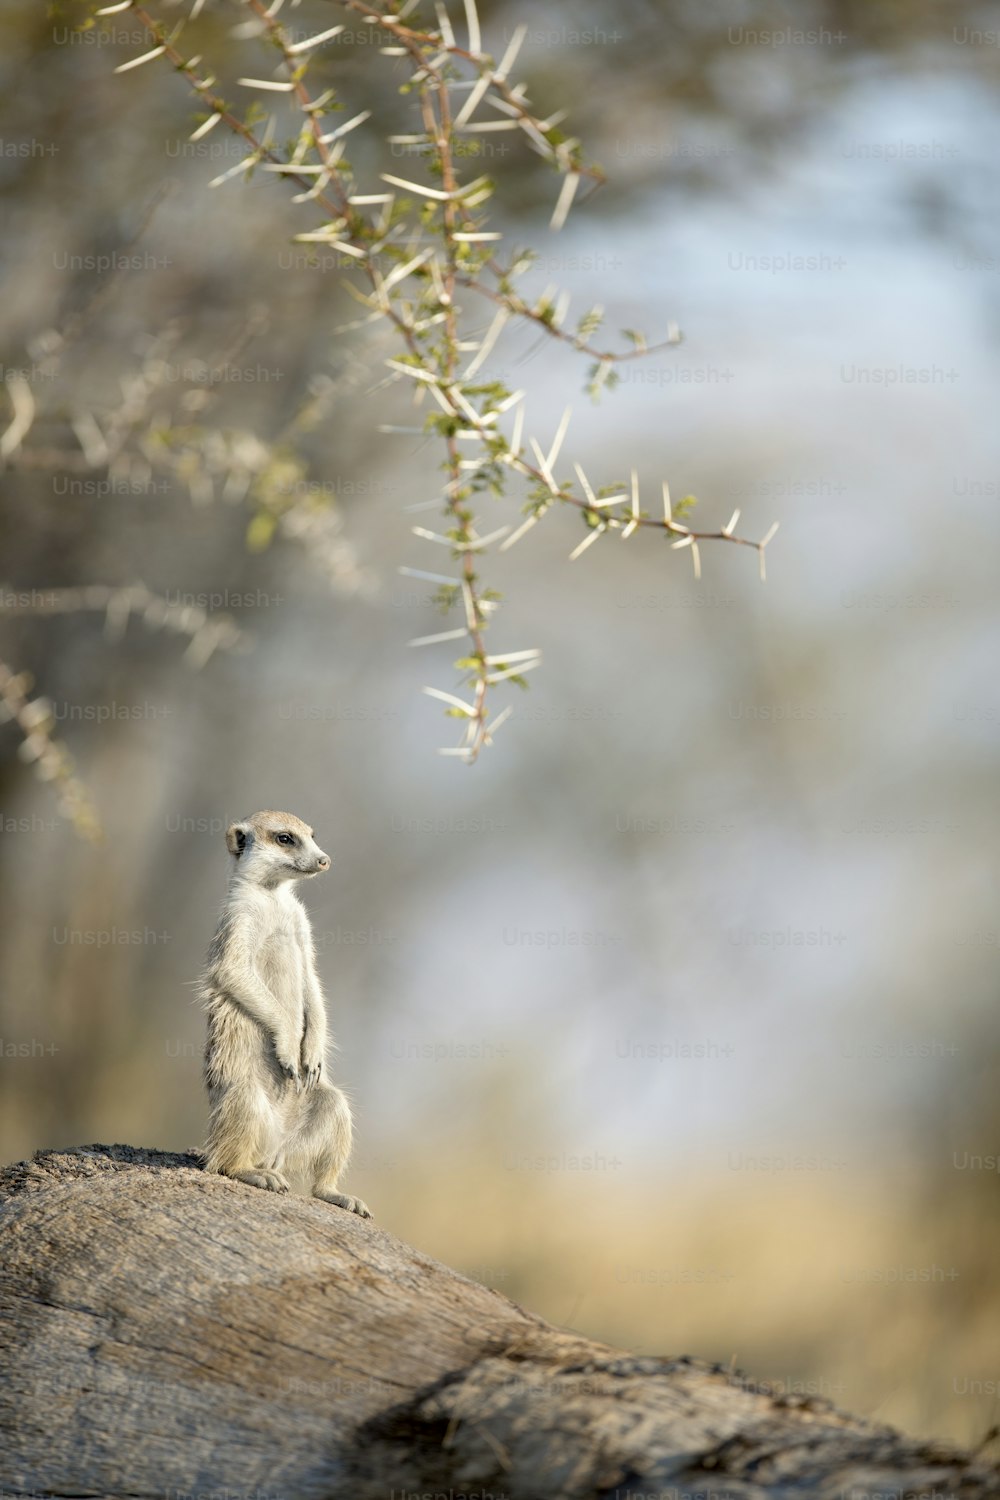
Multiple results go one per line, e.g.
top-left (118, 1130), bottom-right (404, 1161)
top-left (275, 833), bottom-right (296, 847)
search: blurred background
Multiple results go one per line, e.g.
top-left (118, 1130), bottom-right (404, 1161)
top-left (1, 0), bottom-right (998, 1446)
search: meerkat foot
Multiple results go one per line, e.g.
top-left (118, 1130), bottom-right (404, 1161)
top-left (314, 1189), bottom-right (372, 1219)
top-left (229, 1168), bottom-right (289, 1194)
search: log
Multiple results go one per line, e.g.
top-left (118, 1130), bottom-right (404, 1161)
top-left (0, 1144), bottom-right (994, 1500)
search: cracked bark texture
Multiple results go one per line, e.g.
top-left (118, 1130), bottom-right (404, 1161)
top-left (0, 1145), bottom-right (994, 1500)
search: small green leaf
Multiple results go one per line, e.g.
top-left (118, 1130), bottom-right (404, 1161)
top-left (246, 513), bottom-right (277, 552)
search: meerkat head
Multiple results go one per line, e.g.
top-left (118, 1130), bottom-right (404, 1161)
top-left (225, 811), bottom-right (331, 886)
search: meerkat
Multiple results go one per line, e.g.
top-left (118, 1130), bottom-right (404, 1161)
top-left (198, 809), bottom-right (371, 1218)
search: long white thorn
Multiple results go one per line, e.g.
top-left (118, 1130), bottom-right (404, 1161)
top-left (287, 25), bottom-right (345, 54)
top-left (114, 45), bottom-right (166, 73)
top-left (574, 463), bottom-right (597, 508)
top-left (0, 375), bottom-right (35, 460)
top-left (455, 73), bottom-right (492, 127)
top-left (545, 407), bottom-right (572, 472)
top-left (380, 173), bottom-right (451, 200)
top-left (462, 0), bottom-right (481, 53)
top-left (485, 705), bottom-right (514, 736)
top-left (499, 512), bottom-right (540, 551)
top-left (434, 2), bottom-right (455, 47)
top-left (468, 525), bottom-right (512, 548)
top-left (485, 659), bottom-right (541, 685)
top-left (529, 438), bottom-right (559, 494)
top-left (462, 309), bottom-right (510, 380)
top-left (423, 687), bottom-right (477, 715)
top-left (550, 171), bottom-right (580, 232)
top-left (236, 77), bottom-right (295, 91)
top-left (408, 628), bottom-right (470, 647)
top-left (461, 581), bottom-right (478, 631)
top-left (190, 113), bottom-right (222, 141)
top-left (758, 521), bottom-right (780, 582)
top-left (321, 110), bottom-right (372, 143)
top-left (569, 528), bottom-right (603, 561)
top-left (208, 153), bottom-right (260, 188)
top-left (494, 23), bottom-right (526, 81)
top-left (509, 402), bottom-right (524, 458)
top-left (398, 567), bottom-right (459, 584)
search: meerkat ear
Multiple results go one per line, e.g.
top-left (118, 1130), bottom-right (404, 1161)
top-left (226, 822), bottom-right (252, 857)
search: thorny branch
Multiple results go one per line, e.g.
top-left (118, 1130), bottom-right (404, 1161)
top-left (0, 586), bottom-right (250, 839)
top-left (5, 0), bottom-right (778, 801)
top-left (0, 659), bottom-right (101, 842)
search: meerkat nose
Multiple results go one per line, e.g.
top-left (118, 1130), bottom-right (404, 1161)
top-left (317, 854), bottom-right (330, 870)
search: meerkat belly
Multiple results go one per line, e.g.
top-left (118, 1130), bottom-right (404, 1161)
top-left (257, 926), bottom-right (306, 1032)
top-left (205, 918), bottom-right (306, 1094)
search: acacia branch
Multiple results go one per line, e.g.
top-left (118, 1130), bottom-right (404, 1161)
top-left (71, 0), bottom-right (780, 762)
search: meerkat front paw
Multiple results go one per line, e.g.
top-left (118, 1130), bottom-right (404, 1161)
top-left (300, 1031), bottom-right (324, 1089)
top-left (275, 1041), bottom-right (304, 1092)
top-left (230, 1168), bottom-right (290, 1194)
top-left (281, 1064), bottom-right (304, 1093)
top-left (314, 1189), bottom-right (372, 1219)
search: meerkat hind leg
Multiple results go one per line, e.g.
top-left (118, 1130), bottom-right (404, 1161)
top-left (206, 1084), bottom-right (289, 1194)
top-left (317, 1189), bottom-right (372, 1218)
top-left (287, 1085), bottom-right (372, 1219)
top-left (229, 1167), bottom-right (290, 1194)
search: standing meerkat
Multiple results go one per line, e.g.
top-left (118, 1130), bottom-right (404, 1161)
top-left (199, 809), bottom-right (371, 1218)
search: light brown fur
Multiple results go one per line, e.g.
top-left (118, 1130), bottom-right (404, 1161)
top-left (198, 810), bottom-right (370, 1218)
